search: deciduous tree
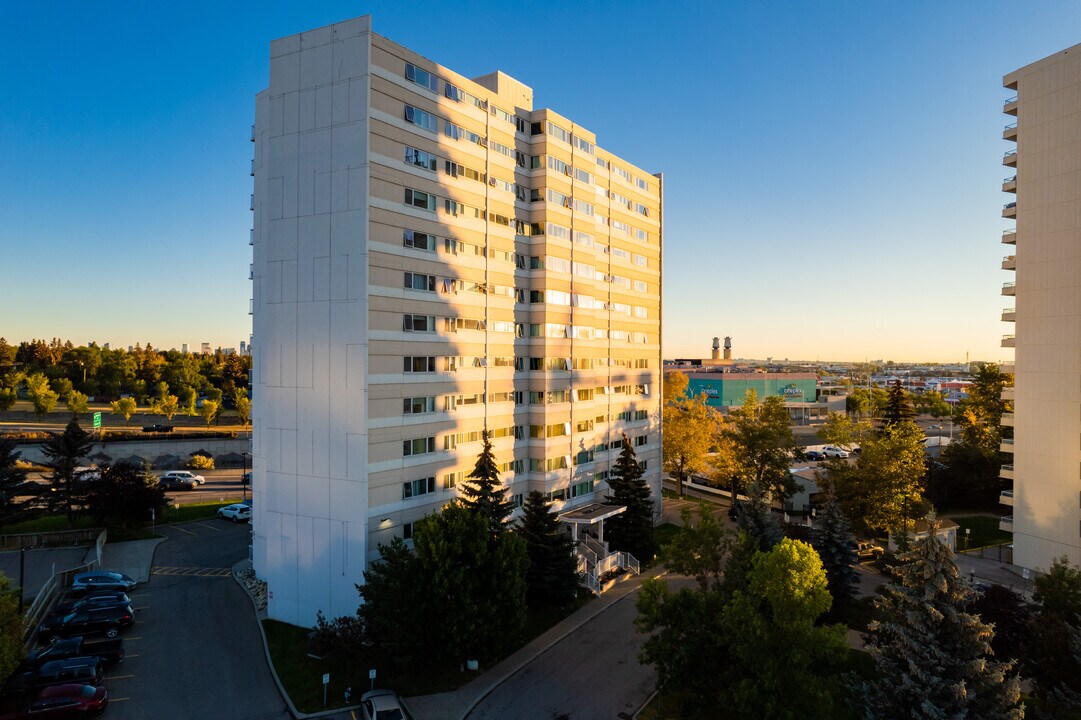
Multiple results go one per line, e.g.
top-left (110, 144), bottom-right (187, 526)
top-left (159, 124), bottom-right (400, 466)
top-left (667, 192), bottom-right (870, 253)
top-left (861, 518), bottom-right (1023, 719)
top-left (605, 433), bottom-right (655, 562)
top-left (110, 397), bottom-right (137, 423)
top-left (517, 491), bottom-right (579, 607)
top-left (197, 399), bottom-right (219, 428)
top-left (86, 463), bottom-right (167, 533)
top-left (25, 373), bottom-right (58, 418)
top-left (721, 390), bottom-right (800, 502)
top-left (65, 390), bottom-right (89, 416)
top-left (662, 371), bottom-right (719, 497)
top-left (151, 395), bottom-right (179, 421)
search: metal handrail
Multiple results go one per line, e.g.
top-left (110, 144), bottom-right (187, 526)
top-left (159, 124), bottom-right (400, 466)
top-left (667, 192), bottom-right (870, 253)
top-left (1003, 228), bottom-right (1016, 235)
top-left (1004, 175), bottom-right (1016, 183)
top-left (1003, 281), bottom-right (1016, 288)
top-left (1001, 515), bottom-right (1014, 524)
top-left (1003, 255), bottom-right (1015, 262)
top-left (1004, 149), bottom-right (1018, 158)
top-left (1003, 202), bottom-right (1016, 210)
top-left (1001, 490), bottom-right (1014, 497)
top-left (1002, 463), bottom-right (1014, 471)
top-left (1005, 122), bottom-right (1017, 130)
top-left (1002, 334), bottom-right (1015, 340)
top-left (1005, 96), bottom-right (1018, 104)
top-left (1002, 438), bottom-right (1015, 444)
top-left (1003, 307), bottom-right (1015, 314)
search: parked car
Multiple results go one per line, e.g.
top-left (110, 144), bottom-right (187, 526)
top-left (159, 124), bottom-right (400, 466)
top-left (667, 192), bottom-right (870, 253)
top-left (217, 504), bottom-right (252, 523)
top-left (3, 658), bottom-right (104, 696)
top-left (38, 605), bottom-right (134, 642)
top-left (822, 446), bottom-right (850, 459)
top-left (160, 470), bottom-right (205, 485)
top-left (857, 541), bottom-right (884, 561)
top-left (360, 690), bottom-right (412, 720)
top-left (804, 450), bottom-right (825, 461)
top-left (0, 684), bottom-right (108, 718)
top-left (24, 637), bottom-right (125, 668)
top-left (158, 476), bottom-right (197, 491)
top-left (48, 591), bottom-right (130, 617)
top-left (69, 572), bottom-right (136, 596)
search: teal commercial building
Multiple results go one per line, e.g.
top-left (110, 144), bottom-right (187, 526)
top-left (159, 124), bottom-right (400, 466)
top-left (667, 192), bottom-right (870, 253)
top-left (674, 371), bottom-right (831, 423)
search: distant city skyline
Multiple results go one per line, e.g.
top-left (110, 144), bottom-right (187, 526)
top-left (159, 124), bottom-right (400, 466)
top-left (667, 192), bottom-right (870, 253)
top-left (2, 1), bottom-right (1078, 361)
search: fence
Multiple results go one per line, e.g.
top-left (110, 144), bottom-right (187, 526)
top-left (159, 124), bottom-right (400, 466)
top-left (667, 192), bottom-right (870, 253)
top-left (0, 528), bottom-right (105, 551)
top-left (21, 529), bottom-right (107, 647)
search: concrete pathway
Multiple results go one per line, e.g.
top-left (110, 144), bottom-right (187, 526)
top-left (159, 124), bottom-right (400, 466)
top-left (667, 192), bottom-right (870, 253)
top-left (101, 537), bottom-right (165, 582)
top-left (0, 547), bottom-right (87, 601)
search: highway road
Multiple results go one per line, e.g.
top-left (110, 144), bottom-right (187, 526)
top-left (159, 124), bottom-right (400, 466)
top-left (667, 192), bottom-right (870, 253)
top-left (24, 469), bottom-right (249, 506)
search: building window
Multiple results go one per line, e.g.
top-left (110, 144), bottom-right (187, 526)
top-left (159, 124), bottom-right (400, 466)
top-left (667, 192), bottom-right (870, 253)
top-left (405, 146), bottom-right (437, 171)
top-left (404, 272), bottom-right (436, 292)
top-left (405, 63), bottom-right (438, 92)
top-left (635, 410), bottom-right (649, 421)
top-left (403, 356), bottom-right (436, 373)
top-left (547, 156), bottom-right (571, 176)
top-left (403, 437), bottom-right (436, 456)
top-left (445, 82), bottom-right (486, 109)
top-left (444, 121), bottom-right (486, 147)
top-left (403, 314), bottom-right (435, 332)
top-left (636, 176), bottom-right (649, 192)
top-left (574, 167), bottom-right (593, 185)
top-left (445, 160), bottom-right (485, 183)
top-left (571, 479), bottom-right (595, 497)
top-left (405, 188), bottom-right (436, 211)
top-left (403, 476), bottom-right (436, 499)
top-left (547, 122), bottom-right (571, 144)
top-left (443, 471), bottom-right (463, 490)
top-left (403, 229), bottom-right (436, 251)
top-left (404, 104), bottom-right (438, 132)
top-left (573, 135), bottom-right (595, 155)
top-left (403, 396), bottom-right (436, 415)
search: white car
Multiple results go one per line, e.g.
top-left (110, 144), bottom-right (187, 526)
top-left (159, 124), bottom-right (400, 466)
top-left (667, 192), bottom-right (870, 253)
top-left (160, 470), bottom-right (206, 485)
top-left (822, 446), bottom-right (850, 459)
top-left (217, 504), bottom-right (252, 523)
top-left (361, 690), bottom-right (412, 720)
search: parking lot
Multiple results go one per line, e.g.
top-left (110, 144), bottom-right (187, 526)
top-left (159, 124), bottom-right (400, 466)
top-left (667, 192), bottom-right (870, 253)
top-left (89, 518), bottom-right (289, 719)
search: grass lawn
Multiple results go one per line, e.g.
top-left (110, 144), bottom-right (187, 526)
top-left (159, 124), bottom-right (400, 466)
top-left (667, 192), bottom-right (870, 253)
top-left (951, 514), bottom-right (1011, 550)
top-left (265, 597), bottom-right (589, 713)
top-left (1, 500), bottom-right (243, 539)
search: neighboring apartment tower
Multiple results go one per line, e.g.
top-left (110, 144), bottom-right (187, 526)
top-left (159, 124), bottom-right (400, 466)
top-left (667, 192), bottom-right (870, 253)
top-left (250, 16), bottom-right (663, 625)
top-left (999, 44), bottom-right (1081, 575)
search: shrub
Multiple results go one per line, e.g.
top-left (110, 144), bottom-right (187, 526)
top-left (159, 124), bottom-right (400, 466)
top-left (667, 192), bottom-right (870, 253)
top-left (188, 455), bottom-right (215, 470)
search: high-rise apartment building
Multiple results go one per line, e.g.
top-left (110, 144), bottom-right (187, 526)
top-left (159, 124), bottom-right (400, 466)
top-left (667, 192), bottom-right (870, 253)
top-left (999, 44), bottom-right (1081, 575)
top-left (250, 16), bottom-right (663, 625)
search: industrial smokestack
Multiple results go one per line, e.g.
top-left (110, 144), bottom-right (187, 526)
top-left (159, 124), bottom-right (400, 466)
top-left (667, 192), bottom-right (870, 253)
top-left (711, 337), bottom-right (720, 361)
top-left (723, 336), bottom-right (732, 361)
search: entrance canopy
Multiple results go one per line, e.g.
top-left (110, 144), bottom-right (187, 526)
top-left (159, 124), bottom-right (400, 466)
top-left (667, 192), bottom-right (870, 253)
top-left (557, 502), bottom-right (626, 526)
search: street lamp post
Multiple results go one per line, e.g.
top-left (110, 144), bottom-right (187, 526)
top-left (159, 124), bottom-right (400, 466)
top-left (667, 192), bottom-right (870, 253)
top-left (242, 452), bottom-right (250, 501)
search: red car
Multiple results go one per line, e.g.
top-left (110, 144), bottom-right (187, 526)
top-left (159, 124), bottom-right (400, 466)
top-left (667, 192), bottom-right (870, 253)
top-left (0, 684), bottom-right (107, 718)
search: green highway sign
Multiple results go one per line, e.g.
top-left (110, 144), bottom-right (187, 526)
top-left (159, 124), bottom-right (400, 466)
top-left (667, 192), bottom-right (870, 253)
top-left (92, 412), bottom-right (102, 429)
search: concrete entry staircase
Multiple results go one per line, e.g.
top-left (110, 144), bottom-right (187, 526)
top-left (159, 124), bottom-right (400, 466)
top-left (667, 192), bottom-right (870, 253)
top-left (576, 533), bottom-right (639, 595)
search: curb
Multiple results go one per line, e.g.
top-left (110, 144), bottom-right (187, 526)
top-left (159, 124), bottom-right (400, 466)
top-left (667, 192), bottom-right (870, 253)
top-left (231, 559), bottom-right (365, 720)
top-left (457, 567), bottom-right (666, 720)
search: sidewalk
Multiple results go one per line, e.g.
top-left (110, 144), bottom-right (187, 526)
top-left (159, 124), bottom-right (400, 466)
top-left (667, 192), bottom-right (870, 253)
top-left (101, 538), bottom-right (165, 582)
top-left (954, 552), bottom-right (1034, 597)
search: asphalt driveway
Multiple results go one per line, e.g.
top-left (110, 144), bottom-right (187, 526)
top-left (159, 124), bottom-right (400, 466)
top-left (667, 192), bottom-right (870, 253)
top-left (105, 519), bottom-right (289, 720)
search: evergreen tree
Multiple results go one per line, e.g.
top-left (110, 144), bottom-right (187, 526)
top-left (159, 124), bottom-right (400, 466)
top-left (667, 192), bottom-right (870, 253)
top-left (0, 439), bottom-right (36, 532)
top-left (1027, 557), bottom-right (1081, 713)
top-left (810, 488), bottom-right (859, 607)
top-left (880, 380), bottom-right (916, 429)
top-left (517, 491), bottom-right (579, 607)
top-left (736, 482), bottom-right (782, 552)
top-left (605, 433), bottom-right (655, 562)
top-left (861, 517), bottom-right (1024, 720)
top-left (40, 418), bottom-right (94, 529)
top-left (459, 431), bottom-right (511, 537)
top-left (86, 463), bottom-right (167, 533)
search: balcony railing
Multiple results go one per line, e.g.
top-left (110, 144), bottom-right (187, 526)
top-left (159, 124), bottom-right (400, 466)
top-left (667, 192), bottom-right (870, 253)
top-left (999, 516), bottom-right (1014, 532)
top-left (1002, 281), bottom-right (1016, 296)
top-left (250, 159), bottom-right (255, 177)
top-left (1005, 95), bottom-right (1018, 105)
top-left (1002, 307), bottom-right (1015, 322)
top-left (1002, 255), bottom-right (1016, 270)
top-left (1003, 175), bottom-right (1017, 192)
top-left (1002, 228), bottom-right (1016, 245)
top-left (1000, 361), bottom-right (1015, 373)
top-left (1001, 386), bottom-right (1015, 400)
top-left (1002, 334), bottom-right (1016, 347)
top-left (999, 490), bottom-right (1014, 506)
top-left (1003, 122), bottom-right (1018, 140)
top-left (1003, 202), bottom-right (1016, 211)
top-left (249, 229), bottom-right (254, 246)
top-left (1001, 437), bottom-right (1014, 445)
top-left (1004, 122), bottom-right (1017, 131)
top-left (250, 124), bottom-right (255, 142)
top-left (1003, 150), bottom-right (1017, 166)
top-left (1001, 412), bottom-right (1015, 425)
top-left (1004, 96), bottom-right (1018, 115)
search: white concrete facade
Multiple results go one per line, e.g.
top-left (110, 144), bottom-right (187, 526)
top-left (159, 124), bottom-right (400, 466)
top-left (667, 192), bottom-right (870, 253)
top-left (1002, 44), bottom-right (1081, 574)
top-left (252, 15), bottom-right (663, 627)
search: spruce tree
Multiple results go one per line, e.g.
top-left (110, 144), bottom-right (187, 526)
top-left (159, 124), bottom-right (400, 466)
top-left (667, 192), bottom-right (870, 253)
top-left (735, 482), bottom-right (782, 552)
top-left (604, 433), bottom-right (655, 562)
top-left (459, 430), bottom-right (512, 537)
top-left (880, 380), bottom-right (916, 429)
top-left (40, 417), bottom-right (94, 529)
top-left (517, 491), bottom-right (580, 607)
top-left (0, 439), bottom-right (36, 532)
top-left (1027, 556), bottom-right (1081, 712)
top-left (862, 516), bottom-right (1024, 720)
top-left (810, 488), bottom-right (859, 607)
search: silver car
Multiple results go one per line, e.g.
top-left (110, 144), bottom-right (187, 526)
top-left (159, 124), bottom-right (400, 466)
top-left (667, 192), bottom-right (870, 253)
top-left (360, 690), bottom-right (412, 720)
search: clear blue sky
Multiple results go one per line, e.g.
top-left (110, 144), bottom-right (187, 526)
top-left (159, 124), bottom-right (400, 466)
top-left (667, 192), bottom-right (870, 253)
top-left (1, 1), bottom-right (1076, 361)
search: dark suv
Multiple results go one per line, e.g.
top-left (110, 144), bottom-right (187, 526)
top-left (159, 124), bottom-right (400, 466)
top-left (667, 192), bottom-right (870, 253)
top-left (38, 606), bottom-right (134, 642)
top-left (47, 592), bottom-right (130, 619)
top-left (3, 657), bottom-right (105, 696)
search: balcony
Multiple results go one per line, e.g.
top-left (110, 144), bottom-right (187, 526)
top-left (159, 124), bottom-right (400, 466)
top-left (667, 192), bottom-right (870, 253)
top-left (1002, 281), bottom-right (1016, 296)
top-left (1001, 412), bottom-right (1014, 426)
top-left (1003, 175), bottom-right (1017, 193)
top-left (250, 124), bottom-right (256, 142)
top-left (250, 194), bottom-right (254, 211)
top-left (1002, 228), bottom-right (1016, 245)
top-left (999, 516), bottom-right (1014, 532)
top-left (1001, 334), bottom-right (1015, 348)
top-left (250, 159), bottom-right (255, 177)
top-left (999, 490), bottom-right (1014, 506)
top-left (1002, 254), bottom-right (1016, 270)
top-left (1001, 386), bottom-right (1015, 400)
top-left (1004, 95), bottom-right (1018, 115)
top-left (1000, 361), bottom-right (1015, 374)
top-left (249, 263), bottom-right (254, 280)
top-left (249, 229), bottom-right (254, 246)
top-left (1003, 149), bottom-right (1017, 167)
top-left (1003, 122), bottom-right (1018, 141)
top-left (1002, 307), bottom-right (1015, 322)
top-left (1002, 202), bottom-right (1017, 218)
top-left (1001, 437), bottom-right (1014, 453)
top-left (249, 299), bottom-right (253, 315)
top-left (1000, 463), bottom-right (1014, 478)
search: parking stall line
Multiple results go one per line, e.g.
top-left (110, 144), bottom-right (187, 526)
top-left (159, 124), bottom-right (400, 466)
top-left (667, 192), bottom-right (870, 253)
top-left (164, 524), bottom-right (196, 535)
top-left (124, 636), bottom-right (143, 641)
top-left (106, 674), bottom-right (135, 680)
top-left (193, 522), bottom-right (221, 532)
top-left (133, 606), bottom-right (149, 611)
top-left (110, 698), bottom-right (130, 703)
